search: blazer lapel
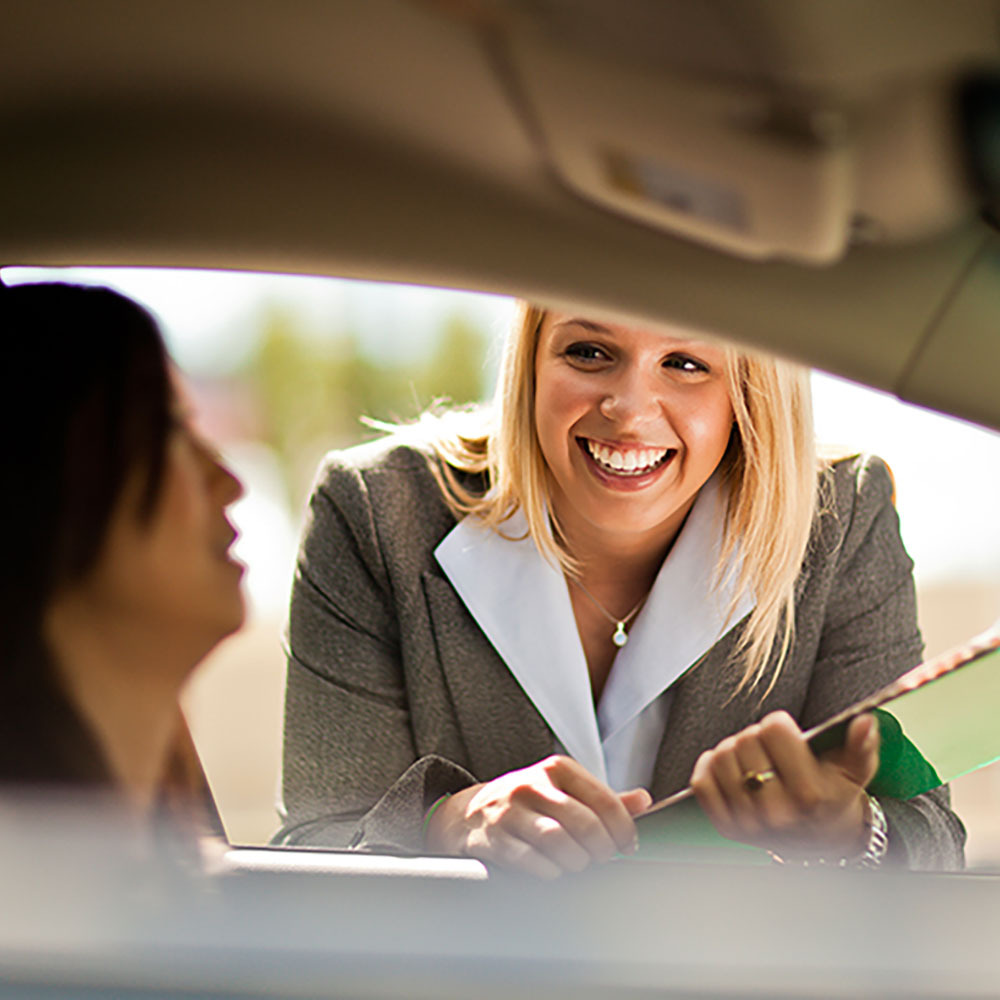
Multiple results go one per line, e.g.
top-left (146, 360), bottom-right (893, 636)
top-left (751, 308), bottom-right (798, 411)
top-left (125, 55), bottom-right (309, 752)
top-left (422, 571), bottom-right (555, 782)
top-left (428, 474), bottom-right (763, 797)
top-left (434, 513), bottom-right (608, 783)
top-left (648, 624), bottom-right (761, 798)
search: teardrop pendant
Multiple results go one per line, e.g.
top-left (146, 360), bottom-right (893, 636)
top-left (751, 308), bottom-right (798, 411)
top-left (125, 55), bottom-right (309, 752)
top-left (570, 577), bottom-right (647, 650)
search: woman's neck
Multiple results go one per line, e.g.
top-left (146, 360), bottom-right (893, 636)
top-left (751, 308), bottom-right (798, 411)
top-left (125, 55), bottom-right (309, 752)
top-left (43, 597), bottom-right (195, 814)
top-left (559, 512), bottom-right (692, 704)
top-left (561, 515), bottom-right (685, 603)
top-left (568, 560), bottom-right (653, 705)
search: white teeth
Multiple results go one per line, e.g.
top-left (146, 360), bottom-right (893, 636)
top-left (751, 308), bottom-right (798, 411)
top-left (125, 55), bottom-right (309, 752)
top-left (585, 440), bottom-right (669, 476)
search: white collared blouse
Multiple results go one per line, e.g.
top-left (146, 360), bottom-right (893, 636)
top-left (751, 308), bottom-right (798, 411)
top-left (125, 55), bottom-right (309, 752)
top-left (434, 472), bottom-right (754, 792)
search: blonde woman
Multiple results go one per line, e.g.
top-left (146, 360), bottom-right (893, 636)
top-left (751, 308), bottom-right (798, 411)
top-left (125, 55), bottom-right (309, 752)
top-left (277, 304), bottom-right (964, 875)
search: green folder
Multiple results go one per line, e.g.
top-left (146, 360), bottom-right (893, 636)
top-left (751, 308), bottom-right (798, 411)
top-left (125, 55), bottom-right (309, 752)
top-left (635, 623), bottom-right (1000, 862)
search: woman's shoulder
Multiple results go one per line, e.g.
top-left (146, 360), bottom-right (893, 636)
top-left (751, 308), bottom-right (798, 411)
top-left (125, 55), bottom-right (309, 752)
top-left (313, 435), bottom-right (444, 505)
top-left (314, 410), bottom-right (491, 506)
top-left (814, 451), bottom-right (903, 567)
top-left (300, 437), bottom-right (458, 567)
top-left (821, 450), bottom-right (896, 514)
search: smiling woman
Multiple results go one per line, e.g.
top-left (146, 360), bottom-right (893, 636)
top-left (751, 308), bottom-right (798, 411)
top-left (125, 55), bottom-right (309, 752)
top-left (535, 316), bottom-right (735, 574)
top-left (531, 312), bottom-right (810, 700)
top-left (277, 300), bottom-right (965, 876)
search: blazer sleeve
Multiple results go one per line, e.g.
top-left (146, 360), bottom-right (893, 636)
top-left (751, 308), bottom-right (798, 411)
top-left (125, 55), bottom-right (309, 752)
top-left (802, 456), bottom-right (966, 870)
top-left (273, 454), bottom-right (476, 853)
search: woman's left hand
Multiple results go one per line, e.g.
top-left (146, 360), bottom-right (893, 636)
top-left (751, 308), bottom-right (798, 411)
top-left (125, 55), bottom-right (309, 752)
top-left (689, 711), bottom-right (880, 860)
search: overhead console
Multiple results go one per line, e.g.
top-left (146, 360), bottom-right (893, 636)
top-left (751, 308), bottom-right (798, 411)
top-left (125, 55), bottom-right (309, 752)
top-left (489, 0), bottom-right (1000, 263)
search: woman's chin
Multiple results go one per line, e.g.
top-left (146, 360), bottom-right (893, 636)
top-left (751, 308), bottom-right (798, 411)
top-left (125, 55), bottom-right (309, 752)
top-left (218, 589), bottom-right (248, 643)
top-left (188, 582), bottom-right (247, 664)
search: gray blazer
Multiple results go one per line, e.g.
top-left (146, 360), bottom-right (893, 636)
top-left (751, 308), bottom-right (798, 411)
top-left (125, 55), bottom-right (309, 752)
top-left (276, 440), bottom-right (965, 869)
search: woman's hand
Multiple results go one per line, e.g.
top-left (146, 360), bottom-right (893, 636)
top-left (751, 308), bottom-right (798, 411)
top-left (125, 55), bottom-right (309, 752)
top-left (690, 711), bottom-right (880, 860)
top-left (424, 755), bottom-right (652, 878)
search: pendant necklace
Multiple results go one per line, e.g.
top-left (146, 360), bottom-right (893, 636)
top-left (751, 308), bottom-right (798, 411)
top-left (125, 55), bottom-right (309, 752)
top-left (571, 578), bottom-right (648, 648)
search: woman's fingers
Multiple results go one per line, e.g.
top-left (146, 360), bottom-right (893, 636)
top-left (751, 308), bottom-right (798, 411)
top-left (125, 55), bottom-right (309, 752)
top-left (543, 756), bottom-right (641, 855)
top-left (468, 824), bottom-right (565, 880)
top-left (691, 711), bottom-right (874, 856)
top-left (823, 713), bottom-right (880, 787)
top-left (690, 748), bottom-right (738, 839)
top-left (755, 712), bottom-right (826, 813)
top-left (755, 711), bottom-right (878, 810)
top-left (731, 726), bottom-right (796, 833)
top-left (619, 787), bottom-right (653, 816)
top-left (510, 782), bottom-right (621, 863)
top-left (699, 733), bottom-right (773, 835)
top-left (432, 755), bottom-right (646, 877)
top-left (502, 808), bottom-right (597, 872)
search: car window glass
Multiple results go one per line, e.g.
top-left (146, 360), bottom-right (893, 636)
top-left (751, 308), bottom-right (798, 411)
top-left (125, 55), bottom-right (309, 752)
top-left (5, 265), bottom-right (999, 870)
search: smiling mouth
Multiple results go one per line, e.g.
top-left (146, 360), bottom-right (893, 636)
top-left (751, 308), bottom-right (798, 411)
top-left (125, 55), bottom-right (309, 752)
top-left (579, 438), bottom-right (674, 477)
top-left (218, 525), bottom-right (241, 561)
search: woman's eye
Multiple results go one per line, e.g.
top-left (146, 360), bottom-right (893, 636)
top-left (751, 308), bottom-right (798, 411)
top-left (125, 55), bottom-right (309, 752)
top-left (564, 342), bottom-right (610, 363)
top-left (664, 354), bottom-right (709, 375)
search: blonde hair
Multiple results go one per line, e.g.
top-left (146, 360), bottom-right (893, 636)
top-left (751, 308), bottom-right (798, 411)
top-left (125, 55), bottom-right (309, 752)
top-left (412, 302), bottom-right (820, 694)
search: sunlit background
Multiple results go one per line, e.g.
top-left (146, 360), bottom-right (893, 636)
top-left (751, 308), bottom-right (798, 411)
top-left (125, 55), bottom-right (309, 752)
top-left (6, 265), bottom-right (1000, 866)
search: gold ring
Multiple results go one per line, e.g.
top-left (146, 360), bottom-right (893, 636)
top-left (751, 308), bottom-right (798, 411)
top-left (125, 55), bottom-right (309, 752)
top-left (742, 769), bottom-right (777, 793)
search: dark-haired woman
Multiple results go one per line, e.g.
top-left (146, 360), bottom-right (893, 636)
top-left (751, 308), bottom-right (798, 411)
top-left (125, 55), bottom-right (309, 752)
top-left (0, 282), bottom-right (244, 828)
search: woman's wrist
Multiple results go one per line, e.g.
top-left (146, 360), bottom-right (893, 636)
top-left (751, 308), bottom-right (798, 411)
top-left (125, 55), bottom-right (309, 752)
top-left (421, 793), bottom-right (453, 847)
top-left (846, 793), bottom-right (889, 869)
top-left (769, 793), bottom-right (889, 869)
top-left (423, 783), bottom-right (480, 854)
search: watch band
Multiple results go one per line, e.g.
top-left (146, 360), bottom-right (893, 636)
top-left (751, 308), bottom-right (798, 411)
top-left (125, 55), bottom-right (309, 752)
top-left (851, 793), bottom-right (889, 869)
top-left (768, 792), bottom-right (889, 869)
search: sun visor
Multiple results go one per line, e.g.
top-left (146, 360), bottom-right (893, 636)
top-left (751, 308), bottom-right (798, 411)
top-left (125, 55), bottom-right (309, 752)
top-left (502, 34), bottom-right (854, 264)
top-left (896, 229), bottom-right (1000, 431)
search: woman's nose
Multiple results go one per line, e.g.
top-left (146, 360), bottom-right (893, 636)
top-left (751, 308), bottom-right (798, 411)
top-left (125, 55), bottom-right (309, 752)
top-left (218, 460), bottom-right (245, 506)
top-left (204, 447), bottom-right (244, 506)
top-left (599, 366), bottom-right (665, 428)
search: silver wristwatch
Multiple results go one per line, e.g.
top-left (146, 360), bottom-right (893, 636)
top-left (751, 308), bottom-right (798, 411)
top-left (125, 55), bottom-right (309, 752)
top-left (769, 793), bottom-right (889, 869)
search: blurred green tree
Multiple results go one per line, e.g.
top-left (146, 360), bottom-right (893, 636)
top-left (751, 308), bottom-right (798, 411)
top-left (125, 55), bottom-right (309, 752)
top-left (241, 305), bottom-right (491, 508)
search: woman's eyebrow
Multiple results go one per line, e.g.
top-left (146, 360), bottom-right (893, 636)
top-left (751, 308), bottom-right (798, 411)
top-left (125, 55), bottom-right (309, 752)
top-left (555, 318), bottom-right (613, 334)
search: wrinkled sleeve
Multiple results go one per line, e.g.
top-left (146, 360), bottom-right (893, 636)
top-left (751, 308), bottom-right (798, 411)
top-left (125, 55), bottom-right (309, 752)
top-left (802, 456), bottom-right (965, 870)
top-left (273, 458), bottom-right (475, 853)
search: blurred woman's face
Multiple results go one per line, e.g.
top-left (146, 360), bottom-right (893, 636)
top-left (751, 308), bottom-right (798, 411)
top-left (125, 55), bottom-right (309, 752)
top-left (72, 400), bottom-right (246, 665)
top-left (534, 313), bottom-right (734, 556)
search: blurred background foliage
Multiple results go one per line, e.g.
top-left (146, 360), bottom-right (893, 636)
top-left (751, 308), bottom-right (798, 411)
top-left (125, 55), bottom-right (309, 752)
top-left (241, 305), bottom-right (490, 510)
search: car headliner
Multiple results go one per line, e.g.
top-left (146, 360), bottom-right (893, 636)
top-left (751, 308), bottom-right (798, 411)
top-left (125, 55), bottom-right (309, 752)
top-left (3, 0), bottom-right (1000, 428)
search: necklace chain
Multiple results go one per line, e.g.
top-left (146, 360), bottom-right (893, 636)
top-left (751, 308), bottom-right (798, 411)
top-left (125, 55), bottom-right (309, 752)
top-left (570, 577), bottom-right (648, 648)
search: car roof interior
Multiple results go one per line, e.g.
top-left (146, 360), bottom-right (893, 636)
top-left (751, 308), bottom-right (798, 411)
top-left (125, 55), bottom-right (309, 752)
top-left (4, 0), bottom-right (1000, 429)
